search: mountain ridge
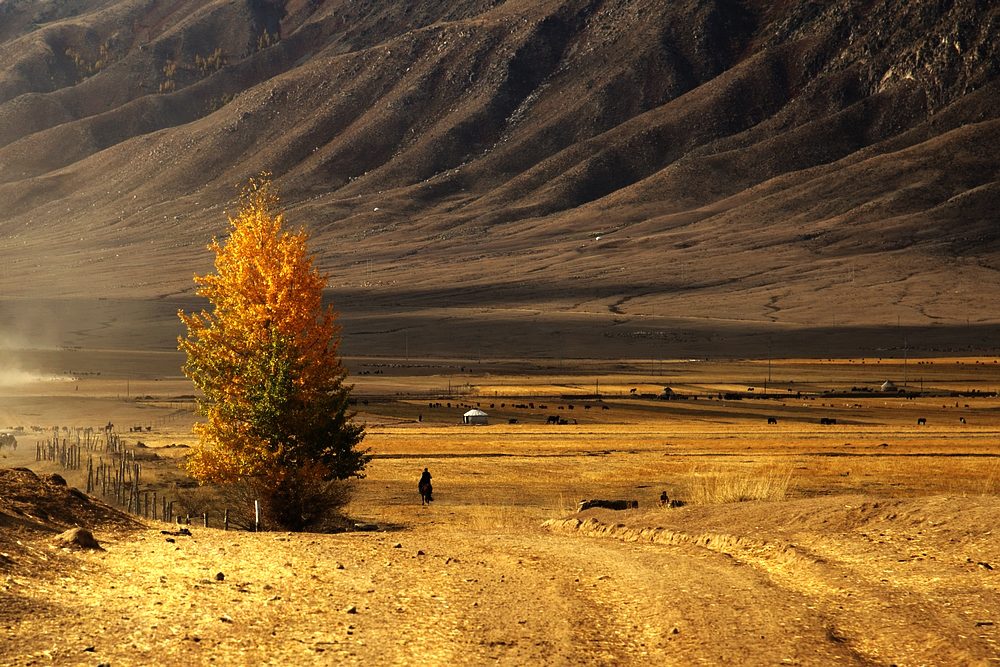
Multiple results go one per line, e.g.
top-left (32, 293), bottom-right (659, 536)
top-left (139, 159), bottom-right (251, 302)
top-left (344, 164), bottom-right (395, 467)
top-left (0, 0), bottom-right (997, 329)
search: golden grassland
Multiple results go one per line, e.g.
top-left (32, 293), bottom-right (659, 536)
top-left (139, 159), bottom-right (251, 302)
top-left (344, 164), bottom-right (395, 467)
top-left (5, 354), bottom-right (1000, 526)
top-left (333, 358), bottom-right (1000, 531)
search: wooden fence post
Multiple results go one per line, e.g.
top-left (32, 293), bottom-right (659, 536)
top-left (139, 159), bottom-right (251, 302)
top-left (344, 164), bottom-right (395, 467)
top-left (118, 457), bottom-right (126, 505)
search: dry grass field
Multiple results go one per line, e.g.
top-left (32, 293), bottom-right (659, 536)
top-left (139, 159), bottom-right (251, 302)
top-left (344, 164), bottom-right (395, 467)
top-left (3, 343), bottom-right (1000, 664)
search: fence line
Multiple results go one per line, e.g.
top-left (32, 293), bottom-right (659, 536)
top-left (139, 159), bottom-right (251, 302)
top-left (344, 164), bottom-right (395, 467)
top-left (34, 425), bottom-right (236, 529)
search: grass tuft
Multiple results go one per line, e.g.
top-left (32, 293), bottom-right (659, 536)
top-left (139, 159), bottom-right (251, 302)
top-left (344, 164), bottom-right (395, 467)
top-left (979, 461), bottom-right (1000, 495)
top-left (466, 499), bottom-right (521, 532)
top-left (684, 461), bottom-right (793, 504)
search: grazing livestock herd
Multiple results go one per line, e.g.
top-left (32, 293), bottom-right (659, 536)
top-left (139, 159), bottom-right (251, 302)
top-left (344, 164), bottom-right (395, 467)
top-left (419, 381), bottom-right (980, 432)
top-left (421, 395), bottom-right (973, 428)
top-left (762, 415), bottom-right (967, 426)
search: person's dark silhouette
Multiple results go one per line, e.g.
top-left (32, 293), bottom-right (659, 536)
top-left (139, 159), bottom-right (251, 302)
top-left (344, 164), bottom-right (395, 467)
top-left (419, 468), bottom-right (433, 504)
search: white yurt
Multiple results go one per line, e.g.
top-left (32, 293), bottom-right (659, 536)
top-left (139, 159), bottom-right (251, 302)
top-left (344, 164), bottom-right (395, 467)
top-left (463, 408), bottom-right (488, 425)
top-left (880, 380), bottom-right (898, 393)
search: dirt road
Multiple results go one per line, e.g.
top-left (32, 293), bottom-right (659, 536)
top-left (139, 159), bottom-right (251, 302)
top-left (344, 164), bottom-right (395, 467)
top-left (6, 490), bottom-right (998, 666)
top-left (0, 524), bottom-right (840, 665)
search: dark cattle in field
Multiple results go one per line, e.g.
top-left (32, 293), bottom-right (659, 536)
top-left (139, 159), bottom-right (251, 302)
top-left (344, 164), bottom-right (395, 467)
top-left (917, 417), bottom-right (927, 425)
top-left (820, 417), bottom-right (837, 425)
top-left (577, 499), bottom-right (639, 511)
top-left (960, 417), bottom-right (967, 424)
top-left (767, 417), bottom-right (778, 425)
top-left (546, 415), bottom-right (560, 424)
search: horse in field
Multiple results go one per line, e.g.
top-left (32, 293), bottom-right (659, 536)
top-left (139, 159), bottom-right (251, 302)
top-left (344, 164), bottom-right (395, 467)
top-left (419, 479), bottom-right (433, 504)
top-left (418, 468), bottom-right (433, 505)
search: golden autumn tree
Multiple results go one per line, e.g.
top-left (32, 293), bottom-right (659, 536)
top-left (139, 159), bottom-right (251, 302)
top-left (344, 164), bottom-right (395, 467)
top-left (178, 175), bottom-right (368, 530)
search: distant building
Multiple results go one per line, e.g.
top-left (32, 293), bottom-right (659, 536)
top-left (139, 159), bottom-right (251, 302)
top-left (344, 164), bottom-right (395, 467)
top-left (463, 408), bottom-right (488, 425)
top-left (880, 380), bottom-right (898, 392)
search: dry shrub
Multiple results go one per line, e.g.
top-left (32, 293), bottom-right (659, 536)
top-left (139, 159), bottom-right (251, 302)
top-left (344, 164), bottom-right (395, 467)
top-left (554, 492), bottom-right (578, 517)
top-left (684, 461), bottom-right (793, 504)
top-left (172, 484), bottom-right (218, 517)
top-left (979, 461), bottom-right (1000, 495)
top-left (465, 497), bottom-right (523, 532)
top-left (221, 462), bottom-right (353, 532)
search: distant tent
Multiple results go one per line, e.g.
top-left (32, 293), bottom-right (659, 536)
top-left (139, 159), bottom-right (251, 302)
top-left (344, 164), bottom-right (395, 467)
top-left (880, 380), bottom-right (898, 392)
top-left (463, 409), bottom-right (488, 425)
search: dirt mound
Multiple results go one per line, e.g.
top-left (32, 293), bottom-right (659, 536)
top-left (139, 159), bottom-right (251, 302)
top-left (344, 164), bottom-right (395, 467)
top-left (545, 493), bottom-right (1000, 664)
top-left (0, 467), bottom-right (138, 531)
top-left (0, 467), bottom-right (140, 572)
top-left (547, 493), bottom-right (1000, 583)
top-left (550, 492), bottom-right (1000, 601)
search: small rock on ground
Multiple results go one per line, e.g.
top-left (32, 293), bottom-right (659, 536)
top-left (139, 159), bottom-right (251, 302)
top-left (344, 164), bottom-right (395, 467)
top-left (53, 528), bottom-right (103, 550)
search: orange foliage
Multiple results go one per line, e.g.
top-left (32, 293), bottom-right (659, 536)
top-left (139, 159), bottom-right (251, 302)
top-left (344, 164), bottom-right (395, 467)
top-left (178, 176), bottom-right (364, 488)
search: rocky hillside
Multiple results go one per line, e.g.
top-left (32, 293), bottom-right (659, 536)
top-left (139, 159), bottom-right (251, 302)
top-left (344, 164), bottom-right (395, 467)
top-left (0, 0), bottom-right (997, 325)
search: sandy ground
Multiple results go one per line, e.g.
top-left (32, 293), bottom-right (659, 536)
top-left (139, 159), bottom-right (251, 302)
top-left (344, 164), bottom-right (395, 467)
top-left (3, 479), bottom-right (999, 666)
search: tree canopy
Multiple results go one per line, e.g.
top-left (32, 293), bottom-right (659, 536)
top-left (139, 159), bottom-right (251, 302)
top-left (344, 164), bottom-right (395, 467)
top-left (178, 176), bottom-right (367, 529)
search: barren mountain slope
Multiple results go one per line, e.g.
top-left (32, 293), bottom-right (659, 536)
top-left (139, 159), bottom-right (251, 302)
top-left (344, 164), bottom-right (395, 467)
top-left (0, 0), bottom-right (997, 327)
